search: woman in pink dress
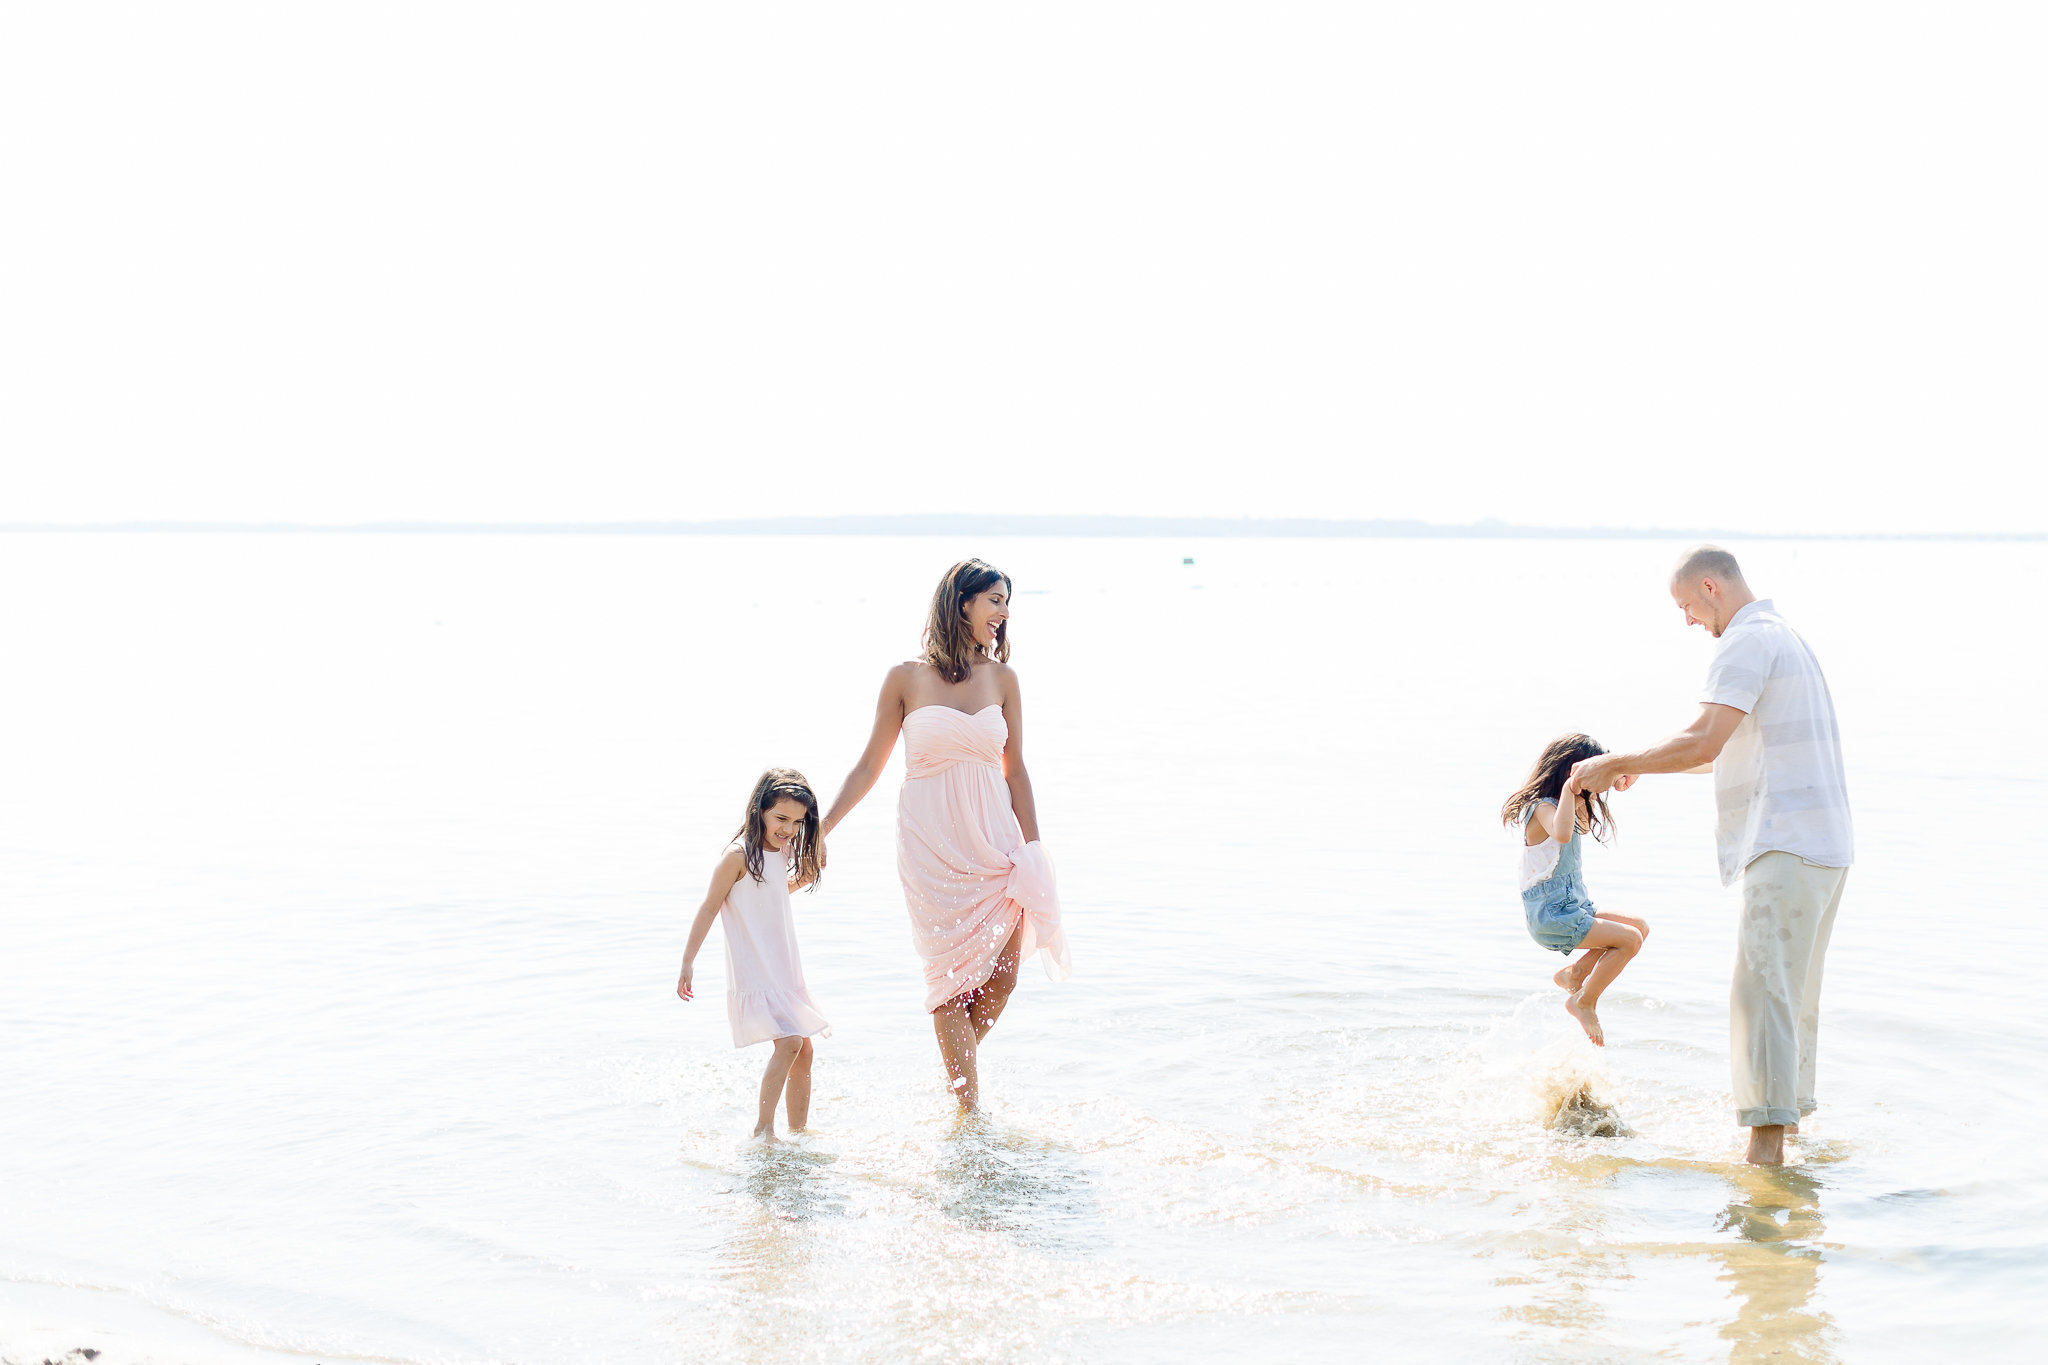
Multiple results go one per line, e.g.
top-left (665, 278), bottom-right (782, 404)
top-left (820, 558), bottom-right (1070, 1112)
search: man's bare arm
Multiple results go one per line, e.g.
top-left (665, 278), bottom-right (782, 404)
top-left (1575, 704), bottom-right (1745, 791)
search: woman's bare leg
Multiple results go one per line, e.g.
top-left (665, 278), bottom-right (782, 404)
top-left (754, 1036), bottom-right (802, 1141)
top-left (784, 1037), bottom-right (815, 1131)
top-left (932, 918), bottom-right (1028, 1112)
top-left (967, 920), bottom-right (1026, 1041)
top-left (1565, 920), bottom-right (1645, 1046)
top-left (933, 1002), bottom-right (980, 1111)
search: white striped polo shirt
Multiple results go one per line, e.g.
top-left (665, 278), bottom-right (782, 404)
top-left (1702, 599), bottom-right (1854, 885)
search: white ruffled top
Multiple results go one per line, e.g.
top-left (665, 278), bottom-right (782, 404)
top-left (1516, 803), bottom-right (1563, 891)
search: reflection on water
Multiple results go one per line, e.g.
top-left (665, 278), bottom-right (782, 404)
top-left (935, 1118), bottom-right (1101, 1253)
top-left (712, 1143), bottom-right (845, 1362)
top-left (736, 1141), bottom-right (846, 1226)
top-left (1712, 1166), bottom-right (1834, 1363)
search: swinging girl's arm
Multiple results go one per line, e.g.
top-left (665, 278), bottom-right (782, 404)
top-left (678, 849), bottom-right (747, 1000)
top-left (820, 665), bottom-right (913, 839)
top-left (998, 667), bottom-right (1041, 843)
top-left (1528, 774), bottom-right (1583, 845)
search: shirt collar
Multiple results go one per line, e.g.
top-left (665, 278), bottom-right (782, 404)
top-left (1728, 598), bottom-right (1772, 629)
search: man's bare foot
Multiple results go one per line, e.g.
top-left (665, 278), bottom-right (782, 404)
top-left (1565, 992), bottom-right (1604, 1046)
top-left (1745, 1124), bottom-right (1787, 1165)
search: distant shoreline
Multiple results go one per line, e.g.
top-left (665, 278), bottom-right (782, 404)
top-left (0, 515), bottom-right (2039, 542)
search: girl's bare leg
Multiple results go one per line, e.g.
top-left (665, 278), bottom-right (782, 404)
top-left (754, 1036), bottom-right (802, 1141)
top-left (1555, 950), bottom-right (1605, 991)
top-left (1555, 915), bottom-right (1647, 991)
top-left (784, 1037), bottom-right (815, 1131)
top-left (1565, 920), bottom-right (1645, 1046)
top-left (932, 1002), bottom-right (980, 1111)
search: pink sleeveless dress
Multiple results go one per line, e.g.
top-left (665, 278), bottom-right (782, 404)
top-left (720, 844), bottom-right (831, 1048)
top-left (897, 704), bottom-right (1071, 1012)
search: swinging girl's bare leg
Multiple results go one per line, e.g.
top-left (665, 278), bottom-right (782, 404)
top-left (1565, 919), bottom-right (1646, 1046)
top-left (1555, 914), bottom-right (1647, 991)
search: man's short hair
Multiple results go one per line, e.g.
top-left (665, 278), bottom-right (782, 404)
top-left (1672, 544), bottom-right (1746, 587)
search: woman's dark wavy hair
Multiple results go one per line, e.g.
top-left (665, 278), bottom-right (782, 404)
top-left (736, 767), bottom-right (823, 889)
top-left (922, 558), bottom-right (1012, 685)
top-left (1500, 733), bottom-right (1616, 844)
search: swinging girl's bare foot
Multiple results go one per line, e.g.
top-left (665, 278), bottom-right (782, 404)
top-left (1565, 992), bottom-right (1604, 1046)
top-left (1552, 964), bottom-right (1577, 990)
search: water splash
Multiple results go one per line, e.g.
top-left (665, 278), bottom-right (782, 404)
top-left (1548, 1082), bottom-right (1630, 1138)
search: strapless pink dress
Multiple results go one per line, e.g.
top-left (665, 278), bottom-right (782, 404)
top-left (897, 704), bottom-right (1071, 1011)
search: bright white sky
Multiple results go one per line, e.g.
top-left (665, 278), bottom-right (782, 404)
top-left (2, 4), bottom-right (2041, 532)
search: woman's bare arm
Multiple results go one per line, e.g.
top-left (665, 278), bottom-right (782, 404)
top-left (998, 668), bottom-right (1041, 843)
top-left (678, 850), bottom-right (747, 999)
top-left (820, 665), bottom-right (913, 838)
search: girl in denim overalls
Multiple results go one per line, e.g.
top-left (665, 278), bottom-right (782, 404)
top-left (1502, 734), bottom-right (1650, 1046)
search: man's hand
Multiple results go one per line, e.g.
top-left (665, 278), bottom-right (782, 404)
top-left (1572, 755), bottom-right (1630, 793)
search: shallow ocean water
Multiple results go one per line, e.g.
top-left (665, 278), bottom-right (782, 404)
top-left (1, 532), bottom-right (2043, 1362)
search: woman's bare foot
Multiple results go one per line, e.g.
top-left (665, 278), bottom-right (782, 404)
top-left (751, 1126), bottom-right (782, 1146)
top-left (1565, 992), bottom-right (1604, 1046)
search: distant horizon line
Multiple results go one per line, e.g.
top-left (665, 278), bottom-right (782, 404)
top-left (0, 515), bottom-right (2040, 542)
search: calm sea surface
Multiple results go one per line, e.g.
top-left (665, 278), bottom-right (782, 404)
top-left (1, 533), bottom-right (2043, 1363)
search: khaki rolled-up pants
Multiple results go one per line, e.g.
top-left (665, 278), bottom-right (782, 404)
top-left (1731, 851), bottom-right (1848, 1128)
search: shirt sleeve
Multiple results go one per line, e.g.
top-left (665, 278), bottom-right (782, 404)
top-left (1703, 629), bottom-right (1769, 713)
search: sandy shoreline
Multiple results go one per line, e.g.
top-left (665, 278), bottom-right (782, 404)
top-left (0, 1282), bottom-right (405, 1365)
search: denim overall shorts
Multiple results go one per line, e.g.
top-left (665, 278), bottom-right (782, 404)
top-left (1523, 804), bottom-right (1596, 954)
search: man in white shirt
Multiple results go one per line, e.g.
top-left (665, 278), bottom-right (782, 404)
top-left (1573, 546), bottom-right (1853, 1166)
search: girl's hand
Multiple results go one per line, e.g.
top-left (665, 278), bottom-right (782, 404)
top-left (677, 964), bottom-right (694, 1000)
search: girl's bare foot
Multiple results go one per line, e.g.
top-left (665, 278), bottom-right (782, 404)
top-left (1565, 992), bottom-right (1604, 1046)
top-left (752, 1127), bottom-right (782, 1146)
top-left (1553, 965), bottom-right (1582, 991)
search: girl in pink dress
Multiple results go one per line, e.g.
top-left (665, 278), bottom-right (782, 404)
top-left (821, 559), bottom-right (1070, 1113)
top-left (677, 769), bottom-right (832, 1143)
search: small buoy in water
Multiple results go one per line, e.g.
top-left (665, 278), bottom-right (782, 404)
top-left (1182, 557), bottom-right (1195, 565)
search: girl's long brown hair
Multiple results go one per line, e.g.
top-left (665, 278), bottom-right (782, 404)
top-left (921, 558), bottom-right (1012, 685)
top-left (736, 767), bottom-right (824, 889)
top-left (1501, 733), bottom-right (1616, 844)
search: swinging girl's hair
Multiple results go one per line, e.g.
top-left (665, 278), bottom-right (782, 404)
top-left (921, 558), bottom-right (1012, 685)
top-left (735, 767), bottom-right (824, 889)
top-left (1500, 733), bottom-right (1617, 844)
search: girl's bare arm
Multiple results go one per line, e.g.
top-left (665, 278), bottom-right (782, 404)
top-left (1574, 705), bottom-right (1744, 790)
top-left (1529, 779), bottom-right (1582, 845)
top-left (678, 850), bottom-right (747, 999)
top-left (998, 668), bottom-right (1041, 843)
top-left (820, 665), bottom-right (912, 839)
